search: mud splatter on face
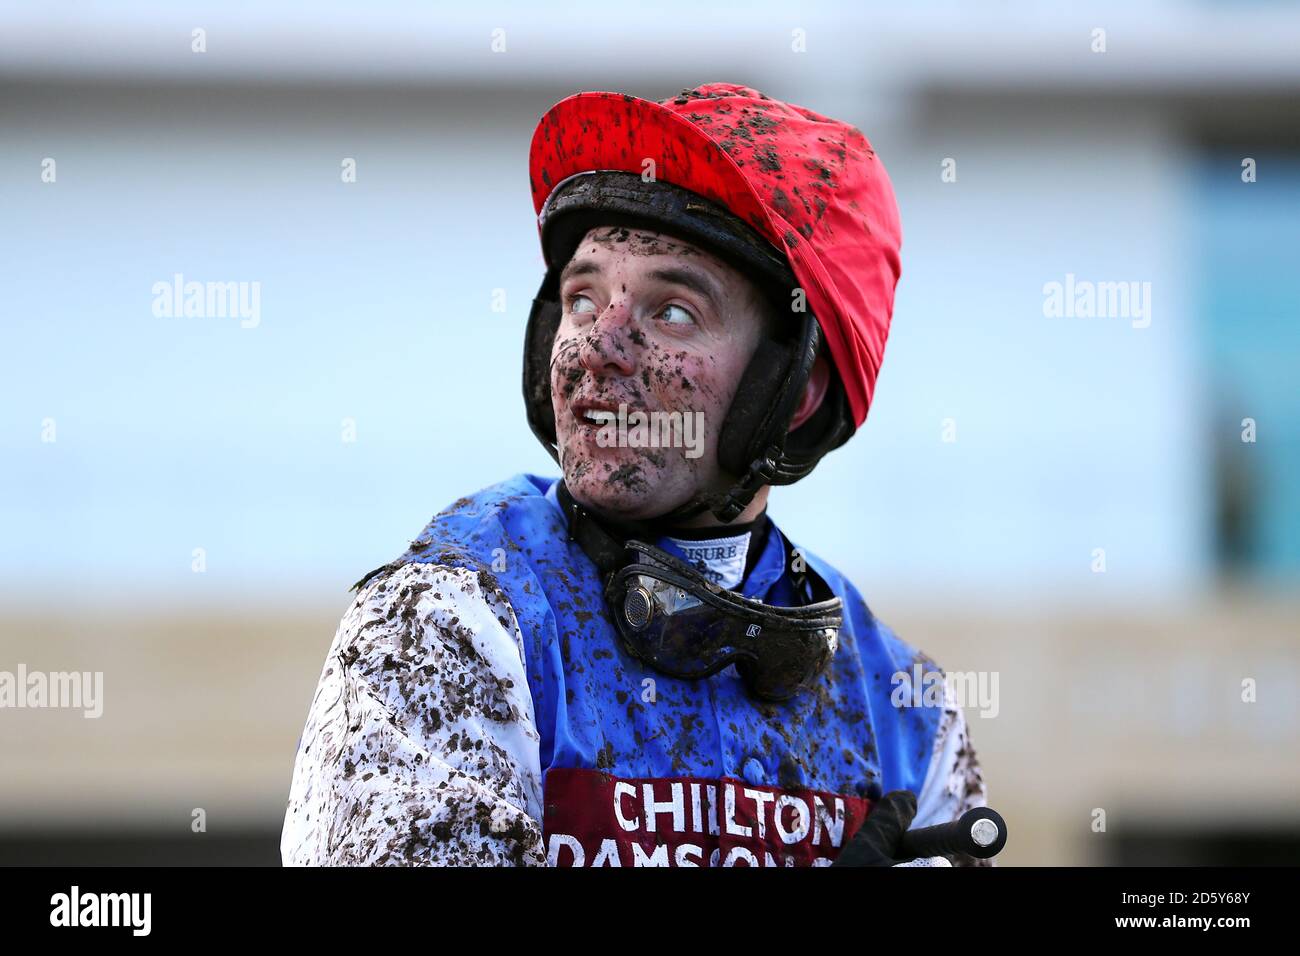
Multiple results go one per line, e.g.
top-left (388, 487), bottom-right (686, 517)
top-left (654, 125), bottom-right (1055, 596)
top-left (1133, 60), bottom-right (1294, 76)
top-left (548, 227), bottom-right (771, 521)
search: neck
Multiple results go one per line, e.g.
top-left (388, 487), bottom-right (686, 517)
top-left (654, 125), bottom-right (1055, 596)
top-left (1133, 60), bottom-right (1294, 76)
top-left (667, 485), bottom-right (771, 530)
top-left (557, 481), bottom-right (772, 539)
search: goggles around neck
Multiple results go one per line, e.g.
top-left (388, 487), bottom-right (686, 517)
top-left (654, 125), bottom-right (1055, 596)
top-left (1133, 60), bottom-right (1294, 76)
top-left (556, 482), bottom-right (842, 702)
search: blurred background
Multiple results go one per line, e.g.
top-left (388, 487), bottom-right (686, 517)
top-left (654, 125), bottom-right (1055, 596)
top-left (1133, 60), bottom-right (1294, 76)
top-left (2, 1), bottom-right (1297, 865)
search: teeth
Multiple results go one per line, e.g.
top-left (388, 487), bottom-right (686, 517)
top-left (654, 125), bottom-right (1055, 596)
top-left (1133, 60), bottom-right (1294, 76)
top-left (583, 410), bottom-right (616, 425)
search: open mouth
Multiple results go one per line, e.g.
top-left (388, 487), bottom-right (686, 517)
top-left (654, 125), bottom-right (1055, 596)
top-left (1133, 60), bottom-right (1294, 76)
top-left (577, 408), bottom-right (618, 427)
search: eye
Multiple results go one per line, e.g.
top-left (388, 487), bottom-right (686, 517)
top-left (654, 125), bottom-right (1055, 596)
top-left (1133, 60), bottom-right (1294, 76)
top-left (566, 293), bottom-right (597, 318)
top-left (658, 303), bottom-right (697, 327)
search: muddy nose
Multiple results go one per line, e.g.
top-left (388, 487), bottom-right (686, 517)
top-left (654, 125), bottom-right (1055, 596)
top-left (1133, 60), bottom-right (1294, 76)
top-left (577, 314), bottom-right (637, 377)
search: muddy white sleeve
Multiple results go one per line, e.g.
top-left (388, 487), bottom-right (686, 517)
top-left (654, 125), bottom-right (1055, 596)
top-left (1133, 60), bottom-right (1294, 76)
top-left (280, 563), bottom-right (545, 866)
top-left (911, 679), bottom-right (989, 829)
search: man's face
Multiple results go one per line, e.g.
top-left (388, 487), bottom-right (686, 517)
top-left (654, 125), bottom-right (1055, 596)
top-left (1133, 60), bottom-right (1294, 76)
top-left (549, 226), bottom-right (772, 521)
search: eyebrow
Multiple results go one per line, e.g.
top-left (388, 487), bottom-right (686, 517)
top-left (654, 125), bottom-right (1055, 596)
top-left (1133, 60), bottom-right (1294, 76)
top-left (558, 257), bottom-right (602, 288)
top-left (646, 265), bottom-right (726, 314)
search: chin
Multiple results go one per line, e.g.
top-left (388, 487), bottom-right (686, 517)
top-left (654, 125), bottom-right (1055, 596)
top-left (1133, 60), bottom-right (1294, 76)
top-left (566, 473), bottom-right (651, 519)
top-left (563, 458), bottom-right (685, 522)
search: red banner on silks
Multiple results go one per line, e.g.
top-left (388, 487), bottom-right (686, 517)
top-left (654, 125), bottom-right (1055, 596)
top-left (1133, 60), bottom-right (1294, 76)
top-left (542, 768), bottom-right (872, 867)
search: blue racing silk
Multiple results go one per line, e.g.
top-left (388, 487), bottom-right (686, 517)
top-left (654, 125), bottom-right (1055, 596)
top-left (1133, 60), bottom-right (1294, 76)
top-left (371, 473), bottom-right (948, 866)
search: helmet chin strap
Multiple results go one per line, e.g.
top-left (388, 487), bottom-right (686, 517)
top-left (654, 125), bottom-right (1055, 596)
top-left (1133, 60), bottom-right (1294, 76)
top-left (712, 443), bottom-right (784, 523)
top-left (662, 463), bottom-right (772, 526)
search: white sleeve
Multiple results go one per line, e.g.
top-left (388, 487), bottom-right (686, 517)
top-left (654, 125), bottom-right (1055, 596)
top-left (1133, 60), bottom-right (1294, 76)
top-left (910, 679), bottom-right (991, 866)
top-left (280, 562), bottom-right (545, 866)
